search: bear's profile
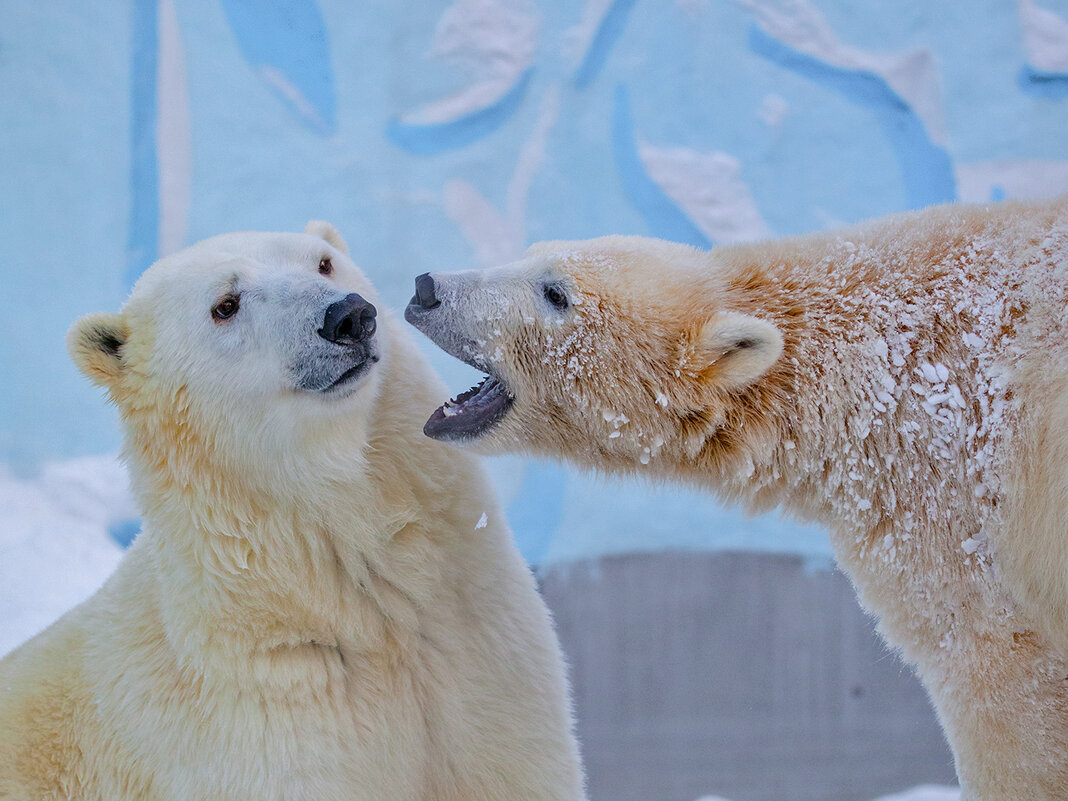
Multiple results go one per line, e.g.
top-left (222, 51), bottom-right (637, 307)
top-left (0, 223), bottom-right (585, 801)
top-left (407, 197), bottom-right (1068, 801)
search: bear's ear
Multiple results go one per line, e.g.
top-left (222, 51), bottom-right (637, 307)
top-left (67, 313), bottom-right (130, 388)
top-left (304, 220), bottom-right (349, 254)
top-left (694, 311), bottom-right (783, 389)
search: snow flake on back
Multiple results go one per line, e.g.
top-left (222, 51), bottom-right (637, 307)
top-left (773, 216), bottom-right (1058, 606)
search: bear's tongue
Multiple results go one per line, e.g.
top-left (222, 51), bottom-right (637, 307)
top-left (424, 375), bottom-right (514, 441)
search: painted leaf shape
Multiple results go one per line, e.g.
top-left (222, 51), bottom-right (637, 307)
top-left (221, 0), bottom-right (337, 134)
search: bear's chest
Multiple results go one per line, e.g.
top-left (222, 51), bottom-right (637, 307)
top-left (98, 646), bottom-right (461, 801)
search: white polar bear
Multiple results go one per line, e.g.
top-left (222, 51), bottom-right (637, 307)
top-left (0, 222), bottom-right (585, 801)
top-left (406, 197), bottom-right (1068, 801)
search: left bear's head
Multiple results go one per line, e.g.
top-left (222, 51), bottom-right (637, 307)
top-left (68, 221), bottom-right (385, 482)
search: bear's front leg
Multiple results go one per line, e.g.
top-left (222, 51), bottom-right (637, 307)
top-left (925, 629), bottom-right (1068, 801)
top-left (432, 533), bottom-right (586, 801)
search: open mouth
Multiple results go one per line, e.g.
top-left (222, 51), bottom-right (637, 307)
top-left (425, 374), bottom-right (514, 440)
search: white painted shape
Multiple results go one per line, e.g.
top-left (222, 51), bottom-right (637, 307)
top-left (404, 80), bottom-right (519, 126)
top-left (156, 0), bottom-right (190, 258)
top-left (1018, 0), bottom-right (1068, 72)
top-left (758, 92), bottom-right (789, 126)
top-left (955, 159), bottom-right (1068, 202)
top-left (433, 0), bottom-right (539, 69)
top-left (404, 0), bottom-right (539, 124)
top-left (638, 143), bottom-right (772, 243)
top-left (0, 455), bottom-right (132, 657)
top-left (259, 66), bottom-right (320, 124)
top-left (507, 85), bottom-right (560, 229)
top-left (445, 85), bottom-right (561, 267)
top-left (445, 179), bottom-right (521, 267)
top-left (738, 0), bottom-right (949, 145)
top-left (563, 0), bottom-right (615, 67)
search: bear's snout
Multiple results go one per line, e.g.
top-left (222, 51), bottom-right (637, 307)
top-left (318, 293), bottom-right (377, 346)
top-left (412, 273), bottom-right (440, 310)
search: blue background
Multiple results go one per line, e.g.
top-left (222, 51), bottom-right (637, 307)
top-left (3, 0), bottom-right (1068, 566)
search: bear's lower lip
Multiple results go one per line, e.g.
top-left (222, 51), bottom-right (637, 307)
top-left (424, 375), bottom-right (514, 441)
top-left (323, 355), bottom-right (378, 393)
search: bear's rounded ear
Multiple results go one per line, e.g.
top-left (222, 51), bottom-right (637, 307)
top-left (67, 313), bottom-right (130, 388)
top-left (695, 311), bottom-right (783, 389)
top-left (304, 220), bottom-right (349, 255)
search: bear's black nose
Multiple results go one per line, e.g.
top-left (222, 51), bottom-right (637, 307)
top-left (413, 273), bottom-right (440, 309)
top-left (319, 293), bottom-right (377, 346)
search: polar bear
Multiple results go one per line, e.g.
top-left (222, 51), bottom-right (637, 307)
top-left (406, 197), bottom-right (1068, 801)
top-left (0, 223), bottom-right (585, 801)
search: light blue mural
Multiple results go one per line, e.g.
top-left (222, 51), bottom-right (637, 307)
top-left (3, 0), bottom-right (1068, 566)
top-left (612, 84), bottom-right (713, 248)
top-left (574, 0), bottom-right (638, 89)
top-left (127, 0), bottom-right (160, 287)
top-left (387, 69), bottom-right (535, 155)
top-left (746, 25), bottom-right (957, 209)
top-left (1018, 0), bottom-right (1068, 97)
top-left (220, 0), bottom-right (337, 134)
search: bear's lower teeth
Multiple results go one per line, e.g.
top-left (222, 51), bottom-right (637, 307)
top-left (424, 375), bottom-right (515, 440)
top-left (443, 376), bottom-right (508, 415)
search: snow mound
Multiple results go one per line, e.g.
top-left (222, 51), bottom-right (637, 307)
top-left (695, 786), bottom-right (960, 801)
top-left (870, 786), bottom-right (961, 801)
top-left (0, 455), bottom-right (132, 657)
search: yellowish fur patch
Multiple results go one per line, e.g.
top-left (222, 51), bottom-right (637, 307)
top-left (1, 228), bottom-right (585, 801)
top-left (432, 197), bottom-right (1068, 800)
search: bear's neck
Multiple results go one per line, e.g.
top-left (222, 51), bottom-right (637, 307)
top-left (685, 205), bottom-right (1027, 513)
top-left (670, 203), bottom-right (1054, 658)
top-left (124, 326), bottom-right (479, 679)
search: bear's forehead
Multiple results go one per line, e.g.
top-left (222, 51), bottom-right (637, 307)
top-left (185, 231), bottom-right (330, 266)
top-left (128, 232), bottom-right (335, 299)
top-left (528, 236), bottom-right (699, 281)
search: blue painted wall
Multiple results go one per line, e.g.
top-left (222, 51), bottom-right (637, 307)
top-left (2, 0), bottom-right (1068, 564)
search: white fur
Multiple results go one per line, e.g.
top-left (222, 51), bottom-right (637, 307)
top-left (695, 311), bottom-right (784, 387)
top-left (0, 224), bottom-right (585, 801)
top-left (411, 198), bottom-right (1068, 800)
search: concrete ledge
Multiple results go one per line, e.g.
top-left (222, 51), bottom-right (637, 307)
top-left (539, 551), bottom-right (956, 801)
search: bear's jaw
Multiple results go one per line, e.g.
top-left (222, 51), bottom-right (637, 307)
top-left (318, 353), bottom-right (380, 395)
top-left (423, 374), bottom-right (514, 441)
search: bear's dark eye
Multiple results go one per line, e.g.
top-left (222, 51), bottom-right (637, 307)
top-left (318, 257), bottom-right (333, 276)
top-left (542, 282), bottom-right (569, 311)
top-left (211, 294), bottom-right (240, 323)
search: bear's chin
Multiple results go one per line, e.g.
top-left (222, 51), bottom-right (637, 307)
top-left (319, 356), bottom-right (379, 396)
top-left (424, 375), bottom-right (514, 441)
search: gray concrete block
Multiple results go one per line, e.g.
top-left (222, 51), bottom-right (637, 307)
top-left (539, 551), bottom-right (956, 801)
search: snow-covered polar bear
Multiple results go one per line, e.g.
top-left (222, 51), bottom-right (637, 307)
top-left (406, 197), bottom-right (1068, 801)
top-left (0, 223), bottom-right (585, 801)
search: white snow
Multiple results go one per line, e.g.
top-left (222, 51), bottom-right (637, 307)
top-left (870, 786), bottom-right (961, 801)
top-left (475, 511), bottom-right (489, 528)
top-left (695, 786), bottom-right (960, 801)
top-left (0, 455), bottom-right (133, 657)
